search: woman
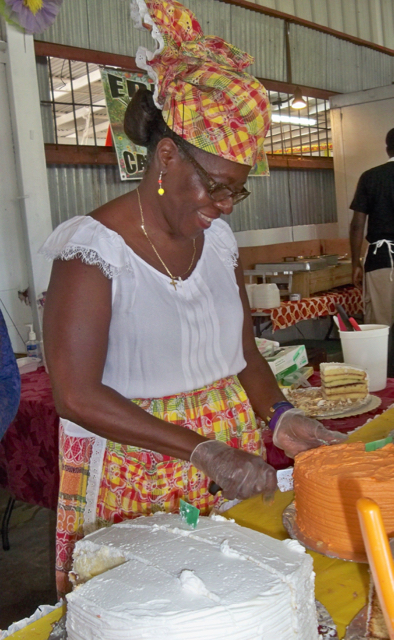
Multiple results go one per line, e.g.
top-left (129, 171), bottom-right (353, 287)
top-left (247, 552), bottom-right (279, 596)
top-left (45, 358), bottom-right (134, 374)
top-left (41, 0), bottom-right (345, 596)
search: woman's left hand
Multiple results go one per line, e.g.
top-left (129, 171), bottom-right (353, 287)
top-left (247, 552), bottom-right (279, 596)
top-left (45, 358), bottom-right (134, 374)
top-left (272, 408), bottom-right (347, 458)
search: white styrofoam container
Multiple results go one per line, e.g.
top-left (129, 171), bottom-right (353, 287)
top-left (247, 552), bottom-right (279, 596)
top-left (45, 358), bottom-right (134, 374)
top-left (17, 357), bottom-right (41, 374)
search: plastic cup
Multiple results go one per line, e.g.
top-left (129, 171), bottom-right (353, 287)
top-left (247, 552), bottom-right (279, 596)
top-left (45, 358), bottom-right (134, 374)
top-left (339, 324), bottom-right (389, 392)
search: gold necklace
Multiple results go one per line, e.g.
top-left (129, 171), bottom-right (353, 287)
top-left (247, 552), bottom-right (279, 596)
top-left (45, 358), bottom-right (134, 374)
top-left (137, 188), bottom-right (196, 291)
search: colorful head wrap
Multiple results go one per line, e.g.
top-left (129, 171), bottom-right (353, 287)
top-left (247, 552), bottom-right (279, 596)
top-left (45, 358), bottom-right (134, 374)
top-left (131, 0), bottom-right (271, 172)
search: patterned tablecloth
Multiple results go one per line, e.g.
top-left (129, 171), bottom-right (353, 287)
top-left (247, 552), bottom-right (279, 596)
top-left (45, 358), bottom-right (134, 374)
top-left (252, 285), bottom-right (363, 331)
top-left (263, 372), bottom-right (394, 470)
top-left (0, 367), bottom-right (59, 510)
top-left (1, 365), bottom-right (393, 512)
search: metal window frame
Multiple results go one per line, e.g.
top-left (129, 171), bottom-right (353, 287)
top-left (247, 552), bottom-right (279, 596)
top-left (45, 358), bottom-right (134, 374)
top-left (35, 41), bottom-right (336, 170)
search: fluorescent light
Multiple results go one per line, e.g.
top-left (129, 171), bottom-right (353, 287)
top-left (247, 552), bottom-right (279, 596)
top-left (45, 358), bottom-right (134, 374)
top-left (271, 114), bottom-right (316, 126)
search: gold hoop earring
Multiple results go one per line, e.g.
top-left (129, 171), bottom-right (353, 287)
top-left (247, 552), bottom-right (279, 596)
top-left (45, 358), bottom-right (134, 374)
top-left (158, 171), bottom-right (165, 196)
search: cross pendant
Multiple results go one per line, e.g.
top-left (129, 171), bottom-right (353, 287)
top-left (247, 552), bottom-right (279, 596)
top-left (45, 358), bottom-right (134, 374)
top-left (170, 277), bottom-right (178, 290)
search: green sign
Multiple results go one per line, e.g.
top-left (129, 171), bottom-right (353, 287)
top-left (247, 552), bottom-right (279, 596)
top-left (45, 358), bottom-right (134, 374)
top-left (101, 67), bottom-right (269, 179)
top-left (101, 68), bottom-right (152, 180)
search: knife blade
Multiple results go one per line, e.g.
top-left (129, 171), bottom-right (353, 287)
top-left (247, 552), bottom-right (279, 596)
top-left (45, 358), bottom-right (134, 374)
top-left (208, 468), bottom-right (294, 496)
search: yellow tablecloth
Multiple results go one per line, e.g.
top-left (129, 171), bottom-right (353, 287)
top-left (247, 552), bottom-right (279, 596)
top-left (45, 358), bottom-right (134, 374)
top-left (227, 406), bottom-right (394, 640)
top-left (5, 605), bottom-right (66, 640)
top-left (7, 407), bottom-right (394, 639)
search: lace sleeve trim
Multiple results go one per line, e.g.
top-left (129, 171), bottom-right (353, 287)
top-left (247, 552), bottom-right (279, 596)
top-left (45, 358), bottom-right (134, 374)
top-left (208, 220), bottom-right (239, 269)
top-left (83, 435), bottom-right (107, 535)
top-left (223, 250), bottom-right (238, 269)
top-left (41, 246), bottom-right (132, 279)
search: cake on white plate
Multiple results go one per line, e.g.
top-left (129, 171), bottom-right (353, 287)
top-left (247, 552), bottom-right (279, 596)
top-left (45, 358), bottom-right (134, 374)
top-left (66, 513), bottom-right (319, 640)
top-left (284, 363), bottom-right (369, 417)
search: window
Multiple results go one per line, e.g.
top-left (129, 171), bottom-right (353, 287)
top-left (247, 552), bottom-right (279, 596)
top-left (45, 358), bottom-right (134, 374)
top-left (38, 53), bottom-right (333, 160)
top-left (267, 90), bottom-right (331, 157)
top-left (41, 57), bottom-right (108, 146)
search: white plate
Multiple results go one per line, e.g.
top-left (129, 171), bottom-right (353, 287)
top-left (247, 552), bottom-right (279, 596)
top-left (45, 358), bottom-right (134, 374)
top-left (283, 387), bottom-right (381, 419)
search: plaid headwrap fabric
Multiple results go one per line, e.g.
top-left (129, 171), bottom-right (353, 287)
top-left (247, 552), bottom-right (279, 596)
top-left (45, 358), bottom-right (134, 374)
top-left (55, 375), bottom-right (264, 597)
top-left (131, 0), bottom-right (271, 171)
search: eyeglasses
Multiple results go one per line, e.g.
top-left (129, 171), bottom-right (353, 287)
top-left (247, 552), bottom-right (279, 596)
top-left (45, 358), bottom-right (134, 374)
top-left (175, 138), bottom-right (250, 205)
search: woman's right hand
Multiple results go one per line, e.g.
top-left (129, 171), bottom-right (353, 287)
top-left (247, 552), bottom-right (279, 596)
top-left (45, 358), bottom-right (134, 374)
top-left (190, 440), bottom-right (277, 500)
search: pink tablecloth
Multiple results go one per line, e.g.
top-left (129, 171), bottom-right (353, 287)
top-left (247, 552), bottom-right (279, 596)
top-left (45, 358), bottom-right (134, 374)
top-left (263, 373), bottom-right (394, 469)
top-left (0, 367), bottom-right (59, 510)
top-left (252, 285), bottom-right (363, 331)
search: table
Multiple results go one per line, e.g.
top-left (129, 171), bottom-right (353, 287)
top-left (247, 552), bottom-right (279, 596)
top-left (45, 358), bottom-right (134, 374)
top-left (4, 374), bottom-right (394, 639)
top-left (8, 408), bottom-right (394, 639)
top-left (252, 285), bottom-right (363, 332)
top-left (263, 372), bottom-right (394, 469)
top-left (229, 407), bottom-right (394, 639)
top-left (2, 368), bottom-right (392, 504)
top-left (0, 367), bottom-right (59, 512)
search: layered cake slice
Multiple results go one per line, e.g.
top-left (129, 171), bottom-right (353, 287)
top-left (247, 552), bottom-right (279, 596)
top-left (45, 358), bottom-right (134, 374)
top-left (367, 582), bottom-right (389, 639)
top-left (366, 539), bottom-right (394, 639)
top-left (320, 362), bottom-right (368, 401)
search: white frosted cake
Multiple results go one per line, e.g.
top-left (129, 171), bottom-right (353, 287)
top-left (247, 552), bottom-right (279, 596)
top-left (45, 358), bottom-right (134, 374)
top-left (66, 513), bottom-right (319, 640)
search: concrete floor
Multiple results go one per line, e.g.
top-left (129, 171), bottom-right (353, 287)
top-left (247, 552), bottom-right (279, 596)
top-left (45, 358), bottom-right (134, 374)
top-left (0, 488), bottom-right (58, 632)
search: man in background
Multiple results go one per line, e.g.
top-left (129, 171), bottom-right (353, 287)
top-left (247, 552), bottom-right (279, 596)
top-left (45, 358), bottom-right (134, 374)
top-left (349, 128), bottom-right (394, 375)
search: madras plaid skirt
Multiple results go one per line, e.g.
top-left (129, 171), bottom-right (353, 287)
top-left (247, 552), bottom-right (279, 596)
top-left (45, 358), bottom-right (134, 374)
top-left (55, 375), bottom-right (264, 596)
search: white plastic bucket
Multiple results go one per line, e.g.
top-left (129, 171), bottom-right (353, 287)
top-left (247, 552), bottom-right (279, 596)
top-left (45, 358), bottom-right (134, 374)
top-left (253, 283), bottom-right (281, 309)
top-left (245, 284), bottom-right (256, 308)
top-left (339, 324), bottom-right (389, 392)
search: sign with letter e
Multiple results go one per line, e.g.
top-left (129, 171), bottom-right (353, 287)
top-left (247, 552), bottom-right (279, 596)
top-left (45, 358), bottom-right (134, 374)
top-left (101, 68), bottom-right (152, 181)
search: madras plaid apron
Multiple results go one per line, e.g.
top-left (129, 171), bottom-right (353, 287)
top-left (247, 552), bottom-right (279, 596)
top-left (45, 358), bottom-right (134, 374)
top-left (55, 375), bottom-right (264, 596)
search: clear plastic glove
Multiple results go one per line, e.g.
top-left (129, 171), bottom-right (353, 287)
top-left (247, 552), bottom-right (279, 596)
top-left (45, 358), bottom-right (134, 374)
top-left (272, 408), bottom-right (347, 458)
top-left (190, 440), bottom-right (278, 501)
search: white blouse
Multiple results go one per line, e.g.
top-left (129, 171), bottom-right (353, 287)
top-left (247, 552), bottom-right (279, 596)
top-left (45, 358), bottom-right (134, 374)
top-left (40, 215), bottom-right (246, 404)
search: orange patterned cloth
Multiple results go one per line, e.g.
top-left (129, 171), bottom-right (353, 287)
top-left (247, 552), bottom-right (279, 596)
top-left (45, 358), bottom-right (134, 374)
top-left (55, 375), bottom-right (264, 596)
top-left (253, 286), bottom-right (363, 331)
top-left (132, 0), bottom-right (271, 171)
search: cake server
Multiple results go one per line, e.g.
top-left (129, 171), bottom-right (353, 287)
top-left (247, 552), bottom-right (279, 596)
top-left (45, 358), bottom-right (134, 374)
top-left (209, 468), bottom-right (294, 496)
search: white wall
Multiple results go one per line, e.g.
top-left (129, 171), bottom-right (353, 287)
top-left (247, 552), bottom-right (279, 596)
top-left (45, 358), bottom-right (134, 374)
top-left (0, 46), bottom-right (33, 352)
top-left (330, 84), bottom-right (394, 238)
top-left (234, 222), bottom-right (339, 247)
top-left (0, 26), bottom-right (53, 351)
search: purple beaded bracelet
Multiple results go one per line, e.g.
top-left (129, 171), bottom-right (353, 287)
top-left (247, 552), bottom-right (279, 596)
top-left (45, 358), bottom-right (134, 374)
top-left (267, 401), bottom-right (294, 432)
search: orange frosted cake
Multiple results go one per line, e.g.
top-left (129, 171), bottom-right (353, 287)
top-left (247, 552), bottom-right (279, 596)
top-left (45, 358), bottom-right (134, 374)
top-left (293, 442), bottom-right (394, 559)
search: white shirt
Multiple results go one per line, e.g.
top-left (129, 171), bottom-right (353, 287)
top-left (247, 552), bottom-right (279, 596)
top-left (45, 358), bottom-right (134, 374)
top-left (40, 215), bottom-right (246, 405)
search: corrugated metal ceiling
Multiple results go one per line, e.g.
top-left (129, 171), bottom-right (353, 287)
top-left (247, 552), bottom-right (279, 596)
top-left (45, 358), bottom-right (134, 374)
top-left (37, 0), bottom-right (394, 94)
top-left (249, 0), bottom-right (394, 50)
top-left (36, 0), bottom-right (390, 233)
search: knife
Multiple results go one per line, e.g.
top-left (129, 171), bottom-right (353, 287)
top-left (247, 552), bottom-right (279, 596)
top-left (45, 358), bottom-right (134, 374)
top-left (208, 468), bottom-right (294, 496)
top-left (335, 303), bottom-right (355, 331)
